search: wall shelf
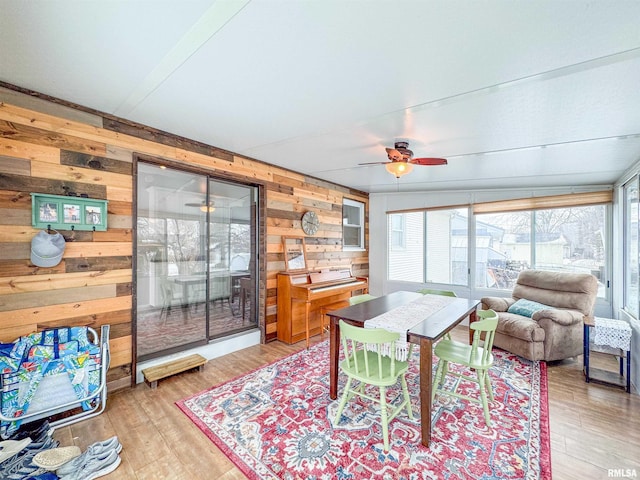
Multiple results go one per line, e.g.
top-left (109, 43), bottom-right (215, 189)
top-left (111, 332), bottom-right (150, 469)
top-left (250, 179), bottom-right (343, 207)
top-left (31, 193), bottom-right (108, 231)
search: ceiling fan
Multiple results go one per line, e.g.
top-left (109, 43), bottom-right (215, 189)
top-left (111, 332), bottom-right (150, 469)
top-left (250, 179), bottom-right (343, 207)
top-left (359, 141), bottom-right (448, 178)
top-left (185, 200), bottom-right (216, 213)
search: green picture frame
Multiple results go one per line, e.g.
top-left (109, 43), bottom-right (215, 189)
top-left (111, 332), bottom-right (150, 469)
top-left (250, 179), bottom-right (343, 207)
top-left (31, 193), bottom-right (108, 231)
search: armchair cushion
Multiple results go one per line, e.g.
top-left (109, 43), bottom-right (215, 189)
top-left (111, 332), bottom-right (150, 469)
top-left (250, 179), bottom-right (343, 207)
top-left (507, 299), bottom-right (552, 318)
top-left (532, 308), bottom-right (583, 326)
top-left (481, 296), bottom-right (515, 313)
top-left (496, 313), bottom-right (546, 342)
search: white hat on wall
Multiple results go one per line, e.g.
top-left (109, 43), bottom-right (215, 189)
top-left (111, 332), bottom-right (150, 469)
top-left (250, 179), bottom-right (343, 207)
top-left (31, 230), bottom-right (66, 267)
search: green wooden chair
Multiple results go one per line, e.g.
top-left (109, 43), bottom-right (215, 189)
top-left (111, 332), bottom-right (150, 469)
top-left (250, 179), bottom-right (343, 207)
top-left (333, 319), bottom-right (413, 451)
top-left (321, 294), bottom-right (377, 335)
top-left (349, 293), bottom-right (377, 305)
top-left (418, 289), bottom-right (457, 339)
top-left (417, 288), bottom-right (457, 297)
top-left (431, 309), bottom-right (499, 427)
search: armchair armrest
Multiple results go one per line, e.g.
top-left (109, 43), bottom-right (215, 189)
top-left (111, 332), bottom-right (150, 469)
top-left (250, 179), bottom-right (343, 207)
top-left (481, 296), bottom-right (515, 313)
top-left (532, 308), bottom-right (583, 326)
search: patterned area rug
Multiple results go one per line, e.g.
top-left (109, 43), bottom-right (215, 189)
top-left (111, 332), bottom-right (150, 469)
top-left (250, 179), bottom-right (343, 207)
top-left (177, 341), bottom-right (551, 479)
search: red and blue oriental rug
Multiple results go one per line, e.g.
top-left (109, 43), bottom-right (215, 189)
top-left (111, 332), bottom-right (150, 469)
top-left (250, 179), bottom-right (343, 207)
top-left (177, 341), bottom-right (551, 479)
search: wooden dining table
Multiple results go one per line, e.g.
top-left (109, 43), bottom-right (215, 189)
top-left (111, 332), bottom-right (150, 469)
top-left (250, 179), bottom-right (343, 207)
top-left (327, 290), bottom-right (480, 447)
top-left (172, 271), bottom-right (250, 315)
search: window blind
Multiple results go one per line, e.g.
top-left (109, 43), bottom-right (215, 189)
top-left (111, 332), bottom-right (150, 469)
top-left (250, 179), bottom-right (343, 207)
top-left (385, 204), bottom-right (469, 215)
top-left (472, 191), bottom-right (612, 214)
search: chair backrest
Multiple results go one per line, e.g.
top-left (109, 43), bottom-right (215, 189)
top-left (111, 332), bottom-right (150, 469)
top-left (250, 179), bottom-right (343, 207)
top-left (512, 270), bottom-right (597, 315)
top-left (470, 309), bottom-right (499, 365)
top-left (417, 288), bottom-right (457, 297)
top-left (210, 274), bottom-right (231, 300)
top-left (160, 277), bottom-right (178, 305)
top-left (230, 254), bottom-right (250, 271)
top-left (349, 294), bottom-right (377, 305)
top-left (339, 320), bottom-right (400, 380)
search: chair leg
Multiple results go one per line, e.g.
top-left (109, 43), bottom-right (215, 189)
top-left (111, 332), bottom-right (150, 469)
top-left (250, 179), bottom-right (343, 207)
top-left (379, 386), bottom-right (390, 451)
top-left (477, 369), bottom-right (492, 427)
top-left (334, 378), bottom-right (353, 424)
top-left (484, 370), bottom-right (494, 402)
top-left (440, 360), bottom-right (450, 388)
top-left (432, 361), bottom-right (445, 402)
top-left (401, 374), bottom-right (413, 420)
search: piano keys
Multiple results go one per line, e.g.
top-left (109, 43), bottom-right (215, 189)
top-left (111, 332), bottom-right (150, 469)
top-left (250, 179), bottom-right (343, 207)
top-left (277, 268), bottom-right (368, 346)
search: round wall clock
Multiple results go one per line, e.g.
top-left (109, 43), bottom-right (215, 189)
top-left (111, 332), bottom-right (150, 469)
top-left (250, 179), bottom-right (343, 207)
top-left (301, 210), bottom-right (319, 236)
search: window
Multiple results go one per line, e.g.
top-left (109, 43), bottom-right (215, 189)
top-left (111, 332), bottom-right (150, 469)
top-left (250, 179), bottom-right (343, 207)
top-left (475, 205), bottom-right (607, 297)
top-left (390, 214), bottom-right (406, 250)
top-left (388, 212), bottom-right (423, 282)
top-left (386, 193), bottom-right (610, 299)
top-left (475, 212), bottom-right (531, 289)
top-left (427, 209), bottom-right (468, 285)
top-left (387, 208), bottom-right (468, 285)
top-left (343, 198), bottom-right (365, 250)
top-left (624, 177), bottom-right (639, 318)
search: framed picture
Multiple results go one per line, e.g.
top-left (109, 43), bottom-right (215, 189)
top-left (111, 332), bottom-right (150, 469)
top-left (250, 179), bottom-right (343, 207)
top-left (38, 202), bottom-right (59, 223)
top-left (85, 206), bottom-right (102, 225)
top-left (282, 236), bottom-right (307, 272)
top-left (31, 193), bottom-right (108, 231)
top-left (63, 204), bottom-right (81, 224)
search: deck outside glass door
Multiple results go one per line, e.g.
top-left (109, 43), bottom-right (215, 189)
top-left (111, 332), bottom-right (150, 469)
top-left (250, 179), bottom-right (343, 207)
top-left (136, 163), bottom-right (258, 362)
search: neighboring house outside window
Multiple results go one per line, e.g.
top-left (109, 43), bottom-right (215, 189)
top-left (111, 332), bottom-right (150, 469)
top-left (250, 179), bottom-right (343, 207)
top-left (390, 214), bottom-right (406, 250)
top-left (388, 208), bottom-right (466, 284)
top-left (475, 206), bottom-right (607, 296)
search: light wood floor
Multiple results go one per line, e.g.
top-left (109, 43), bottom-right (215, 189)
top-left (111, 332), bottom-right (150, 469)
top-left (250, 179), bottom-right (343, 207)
top-left (52, 327), bottom-right (640, 479)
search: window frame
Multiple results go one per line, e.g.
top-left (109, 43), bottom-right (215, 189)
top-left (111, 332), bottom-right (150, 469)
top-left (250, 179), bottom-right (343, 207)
top-left (385, 194), bottom-right (611, 301)
top-left (623, 176), bottom-right (639, 319)
top-left (474, 205), bottom-right (609, 297)
top-left (343, 198), bottom-right (365, 251)
top-left (386, 207), bottom-right (469, 286)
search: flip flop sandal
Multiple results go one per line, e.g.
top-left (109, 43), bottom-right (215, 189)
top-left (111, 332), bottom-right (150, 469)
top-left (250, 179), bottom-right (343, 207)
top-left (33, 445), bottom-right (82, 470)
top-left (0, 438), bottom-right (32, 463)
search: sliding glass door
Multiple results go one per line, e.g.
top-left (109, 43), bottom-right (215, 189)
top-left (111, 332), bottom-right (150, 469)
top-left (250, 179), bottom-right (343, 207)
top-left (136, 162), bottom-right (258, 361)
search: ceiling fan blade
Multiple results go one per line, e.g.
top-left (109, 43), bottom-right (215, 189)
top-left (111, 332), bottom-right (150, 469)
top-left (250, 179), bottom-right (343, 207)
top-left (410, 157), bottom-right (448, 166)
top-left (385, 147), bottom-right (404, 162)
top-left (358, 161), bottom-right (391, 165)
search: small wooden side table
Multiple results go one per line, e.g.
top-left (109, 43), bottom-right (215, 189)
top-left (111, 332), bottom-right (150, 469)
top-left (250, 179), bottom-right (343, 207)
top-left (583, 316), bottom-right (631, 393)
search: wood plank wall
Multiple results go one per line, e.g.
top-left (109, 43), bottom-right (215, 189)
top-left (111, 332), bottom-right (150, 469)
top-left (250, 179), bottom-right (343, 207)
top-left (0, 87), bottom-right (369, 388)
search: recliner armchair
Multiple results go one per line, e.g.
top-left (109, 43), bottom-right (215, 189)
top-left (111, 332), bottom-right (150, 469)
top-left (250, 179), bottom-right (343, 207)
top-left (481, 270), bottom-right (598, 361)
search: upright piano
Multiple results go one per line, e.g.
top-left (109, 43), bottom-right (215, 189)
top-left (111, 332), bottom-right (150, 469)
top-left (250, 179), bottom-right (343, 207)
top-left (277, 268), bottom-right (368, 345)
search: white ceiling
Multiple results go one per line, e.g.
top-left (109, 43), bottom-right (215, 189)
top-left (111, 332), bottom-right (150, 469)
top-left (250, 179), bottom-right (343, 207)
top-left (1, 0), bottom-right (640, 194)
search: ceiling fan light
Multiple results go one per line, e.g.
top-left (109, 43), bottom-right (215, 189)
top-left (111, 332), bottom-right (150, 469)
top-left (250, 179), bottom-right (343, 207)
top-left (385, 162), bottom-right (413, 178)
top-left (200, 204), bottom-right (215, 213)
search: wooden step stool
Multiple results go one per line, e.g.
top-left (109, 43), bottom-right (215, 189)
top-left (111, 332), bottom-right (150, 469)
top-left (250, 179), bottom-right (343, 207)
top-left (142, 354), bottom-right (207, 389)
